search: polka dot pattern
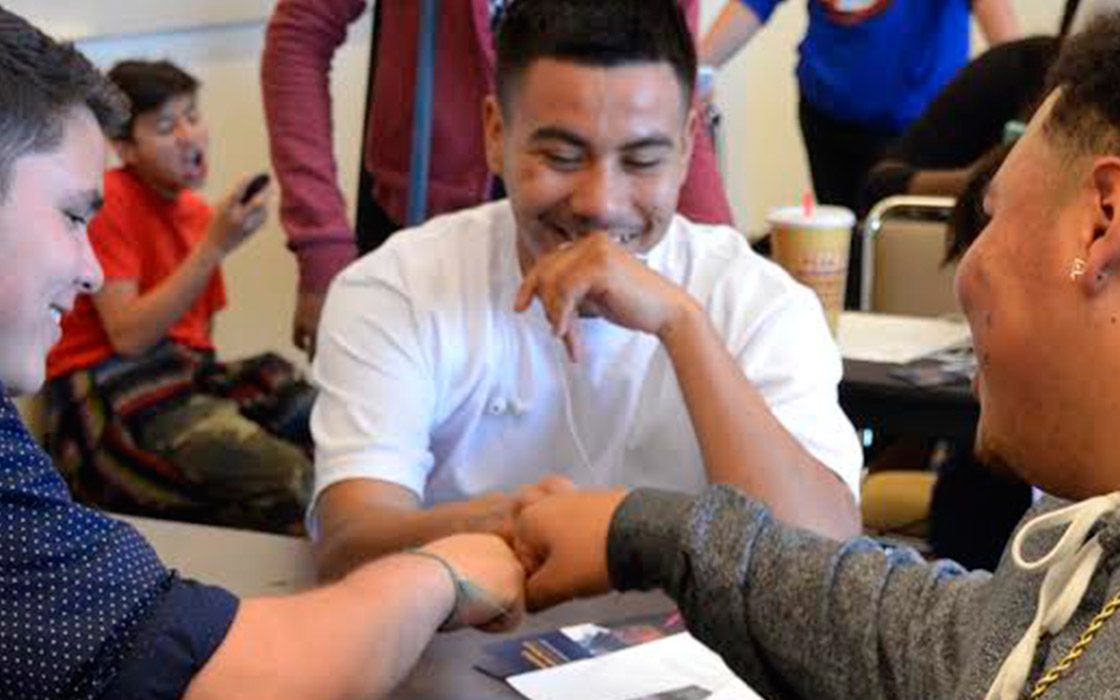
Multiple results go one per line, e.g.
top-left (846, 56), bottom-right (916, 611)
top-left (0, 395), bottom-right (173, 699)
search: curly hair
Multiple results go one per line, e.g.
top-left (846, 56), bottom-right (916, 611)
top-left (0, 8), bottom-right (128, 199)
top-left (1045, 11), bottom-right (1120, 159)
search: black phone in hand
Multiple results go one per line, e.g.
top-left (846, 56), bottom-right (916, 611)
top-left (240, 173), bottom-right (271, 205)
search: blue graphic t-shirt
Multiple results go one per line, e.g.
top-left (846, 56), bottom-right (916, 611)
top-left (742, 0), bottom-right (971, 133)
top-left (0, 394), bottom-right (237, 699)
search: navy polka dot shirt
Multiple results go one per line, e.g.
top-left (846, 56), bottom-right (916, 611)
top-left (0, 395), bottom-right (238, 699)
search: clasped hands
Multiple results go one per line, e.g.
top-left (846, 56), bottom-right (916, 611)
top-left (415, 477), bottom-right (629, 634)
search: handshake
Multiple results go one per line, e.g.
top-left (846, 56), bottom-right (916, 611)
top-left (411, 477), bottom-right (631, 633)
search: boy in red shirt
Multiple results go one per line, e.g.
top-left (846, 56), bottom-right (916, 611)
top-left (46, 60), bottom-right (311, 533)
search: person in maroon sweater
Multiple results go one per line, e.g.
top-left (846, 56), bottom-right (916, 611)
top-left (261, 0), bottom-right (735, 357)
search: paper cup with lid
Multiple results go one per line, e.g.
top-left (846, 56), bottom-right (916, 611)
top-left (768, 204), bottom-right (855, 336)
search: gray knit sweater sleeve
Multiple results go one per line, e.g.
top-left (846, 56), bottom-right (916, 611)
top-left (607, 486), bottom-right (993, 700)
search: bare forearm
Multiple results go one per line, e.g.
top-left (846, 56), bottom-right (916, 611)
top-left (185, 554), bottom-right (453, 700)
top-left (974, 0), bottom-right (1021, 45)
top-left (658, 303), bottom-right (859, 538)
top-left (699, 1), bottom-right (763, 68)
top-left (316, 499), bottom-right (505, 580)
top-left (97, 242), bottom-right (223, 356)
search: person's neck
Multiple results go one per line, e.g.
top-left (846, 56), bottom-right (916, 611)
top-left (127, 167), bottom-right (183, 202)
top-left (1044, 427), bottom-right (1120, 501)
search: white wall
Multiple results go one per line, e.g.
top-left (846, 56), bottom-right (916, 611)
top-left (10, 0), bottom-right (1072, 368)
top-left (2, 0), bottom-right (274, 40)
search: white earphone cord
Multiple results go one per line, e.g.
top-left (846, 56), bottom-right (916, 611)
top-left (552, 342), bottom-right (597, 484)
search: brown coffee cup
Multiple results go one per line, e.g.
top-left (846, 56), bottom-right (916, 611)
top-left (768, 205), bottom-right (855, 336)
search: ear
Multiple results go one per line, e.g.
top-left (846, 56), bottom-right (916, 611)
top-left (482, 95), bottom-right (505, 178)
top-left (1082, 158), bottom-right (1120, 296)
top-left (112, 138), bottom-right (138, 168)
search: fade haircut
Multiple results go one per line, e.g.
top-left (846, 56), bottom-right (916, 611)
top-left (107, 60), bottom-right (199, 140)
top-left (0, 8), bottom-right (127, 200)
top-left (1045, 11), bottom-right (1120, 159)
top-left (495, 0), bottom-right (696, 115)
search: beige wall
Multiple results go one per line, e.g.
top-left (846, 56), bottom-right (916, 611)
top-left (700, 0), bottom-right (1069, 234)
top-left (72, 19), bottom-right (374, 368)
top-left (10, 0), bottom-right (1073, 375)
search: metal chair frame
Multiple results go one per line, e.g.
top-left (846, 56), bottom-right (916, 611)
top-left (859, 195), bottom-right (957, 312)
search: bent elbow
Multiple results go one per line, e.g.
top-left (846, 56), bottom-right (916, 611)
top-left (105, 327), bottom-right (156, 359)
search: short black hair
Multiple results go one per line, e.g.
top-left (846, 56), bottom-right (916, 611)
top-left (107, 60), bottom-right (199, 139)
top-left (0, 8), bottom-right (127, 199)
top-left (1045, 11), bottom-right (1120, 158)
top-left (495, 0), bottom-right (696, 113)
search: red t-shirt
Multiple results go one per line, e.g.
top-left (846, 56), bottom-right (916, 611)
top-left (47, 168), bottom-right (226, 379)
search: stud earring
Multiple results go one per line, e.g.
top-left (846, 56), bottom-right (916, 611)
top-left (1070, 257), bottom-right (1088, 281)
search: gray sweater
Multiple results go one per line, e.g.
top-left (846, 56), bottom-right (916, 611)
top-left (607, 486), bottom-right (1120, 699)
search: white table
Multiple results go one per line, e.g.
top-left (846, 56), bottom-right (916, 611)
top-left (836, 311), bottom-right (970, 364)
top-left (120, 515), bottom-right (317, 597)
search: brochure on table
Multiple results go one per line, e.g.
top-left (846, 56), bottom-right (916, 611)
top-left (477, 611), bottom-right (761, 700)
top-left (507, 633), bottom-right (763, 700)
top-left (477, 611), bottom-right (686, 679)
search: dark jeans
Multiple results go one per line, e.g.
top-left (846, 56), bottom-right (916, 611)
top-left (798, 98), bottom-right (897, 211)
top-left (355, 169), bottom-right (402, 255)
top-left (798, 98), bottom-right (898, 308)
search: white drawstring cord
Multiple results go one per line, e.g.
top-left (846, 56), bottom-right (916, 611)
top-left (532, 240), bottom-right (651, 485)
top-left (985, 492), bottom-right (1120, 700)
top-left (551, 342), bottom-right (597, 484)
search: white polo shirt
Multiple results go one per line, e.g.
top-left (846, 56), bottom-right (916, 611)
top-left (310, 202), bottom-right (861, 511)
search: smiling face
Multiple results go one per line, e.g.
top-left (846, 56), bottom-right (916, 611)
top-left (0, 107), bottom-right (105, 395)
top-left (955, 91), bottom-right (1120, 497)
top-left (484, 59), bottom-right (695, 272)
top-left (115, 91), bottom-right (208, 197)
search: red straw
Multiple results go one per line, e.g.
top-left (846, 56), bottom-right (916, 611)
top-left (802, 190), bottom-right (816, 218)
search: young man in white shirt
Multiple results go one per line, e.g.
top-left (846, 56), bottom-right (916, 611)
top-left (310, 0), bottom-right (863, 578)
